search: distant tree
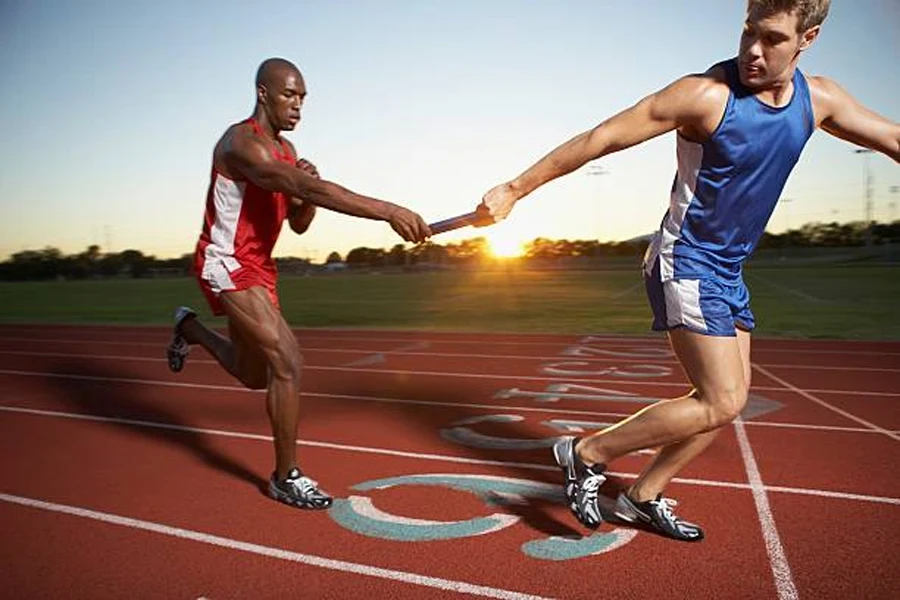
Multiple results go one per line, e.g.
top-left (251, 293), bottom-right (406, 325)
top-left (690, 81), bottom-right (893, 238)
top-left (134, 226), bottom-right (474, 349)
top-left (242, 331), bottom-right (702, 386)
top-left (446, 237), bottom-right (489, 263)
top-left (345, 247), bottom-right (386, 267)
top-left (325, 251), bottom-right (343, 264)
top-left (409, 241), bottom-right (448, 264)
top-left (386, 244), bottom-right (408, 266)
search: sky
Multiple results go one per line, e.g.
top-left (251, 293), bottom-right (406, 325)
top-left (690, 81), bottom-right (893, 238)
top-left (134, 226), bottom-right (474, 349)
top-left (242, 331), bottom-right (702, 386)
top-left (0, 0), bottom-right (898, 262)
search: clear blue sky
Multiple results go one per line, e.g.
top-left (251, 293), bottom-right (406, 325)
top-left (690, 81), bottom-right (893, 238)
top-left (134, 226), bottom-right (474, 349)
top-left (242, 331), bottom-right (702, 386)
top-left (0, 0), bottom-right (897, 261)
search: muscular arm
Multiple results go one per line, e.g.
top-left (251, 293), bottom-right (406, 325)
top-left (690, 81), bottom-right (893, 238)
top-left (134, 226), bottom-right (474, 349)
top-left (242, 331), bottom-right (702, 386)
top-left (224, 132), bottom-right (397, 220)
top-left (478, 73), bottom-right (725, 222)
top-left (508, 74), bottom-right (722, 197)
top-left (222, 130), bottom-right (431, 242)
top-left (810, 76), bottom-right (900, 162)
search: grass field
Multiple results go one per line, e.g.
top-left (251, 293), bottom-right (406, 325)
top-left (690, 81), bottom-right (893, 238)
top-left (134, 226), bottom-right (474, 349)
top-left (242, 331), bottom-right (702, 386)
top-left (0, 265), bottom-right (897, 339)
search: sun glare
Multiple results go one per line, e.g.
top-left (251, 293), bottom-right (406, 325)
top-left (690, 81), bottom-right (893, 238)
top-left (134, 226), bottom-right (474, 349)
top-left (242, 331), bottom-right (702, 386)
top-left (485, 228), bottom-right (529, 258)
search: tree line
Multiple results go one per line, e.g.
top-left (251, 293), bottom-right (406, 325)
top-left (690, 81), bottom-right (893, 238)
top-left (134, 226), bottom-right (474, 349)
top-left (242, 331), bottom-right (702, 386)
top-left (2, 220), bottom-right (897, 281)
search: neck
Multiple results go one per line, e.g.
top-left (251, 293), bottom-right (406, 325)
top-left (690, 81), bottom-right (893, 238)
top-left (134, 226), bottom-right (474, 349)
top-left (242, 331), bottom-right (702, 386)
top-left (753, 61), bottom-right (798, 108)
top-left (252, 106), bottom-right (280, 140)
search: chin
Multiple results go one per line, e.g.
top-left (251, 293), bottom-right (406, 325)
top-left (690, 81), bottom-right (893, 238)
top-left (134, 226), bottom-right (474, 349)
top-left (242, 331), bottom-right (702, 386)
top-left (739, 72), bottom-right (765, 90)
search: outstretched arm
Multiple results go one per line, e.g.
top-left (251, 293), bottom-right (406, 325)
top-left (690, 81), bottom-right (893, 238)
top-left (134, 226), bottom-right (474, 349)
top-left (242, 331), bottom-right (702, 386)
top-left (811, 77), bottom-right (900, 162)
top-left (479, 74), bottom-right (722, 222)
top-left (224, 132), bottom-right (430, 242)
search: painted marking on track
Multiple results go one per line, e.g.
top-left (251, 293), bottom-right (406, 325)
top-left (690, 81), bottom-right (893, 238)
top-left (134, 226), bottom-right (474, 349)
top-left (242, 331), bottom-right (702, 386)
top-left (753, 363), bottom-right (900, 441)
top-left (3, 404), bottom-right (899, 506)
top-left (0, 492), bottom-right (552, 600)
top-left (327, 474), bottom-right (637, 561)
top-left (2, 365), bottom-right (897, 399)
top-left (1, 369), bottom-right (894, 432)
top-left (1, 332), bottom-right (898, 356)
top-left (341, 342), bottom-right (429, 367)
top-left (344, 353), bottom-right (387, 367)
top-left (540, 363), bottom-right (672, 378)
top-left (734, 418), bottom-right (798, 600)
top-left (3, 346), bottom-right (899, 370)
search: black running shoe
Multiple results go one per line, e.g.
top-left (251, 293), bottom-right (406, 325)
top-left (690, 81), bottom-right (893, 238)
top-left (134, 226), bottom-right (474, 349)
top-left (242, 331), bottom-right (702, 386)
top-left (552, 436), bottom-right (606, 529)
top-left (614, 492), bottom-right (704, 542)
top-left (166, 306), bottom-right (196, 373)
top-left (268, 467), bottom-right (333, 510)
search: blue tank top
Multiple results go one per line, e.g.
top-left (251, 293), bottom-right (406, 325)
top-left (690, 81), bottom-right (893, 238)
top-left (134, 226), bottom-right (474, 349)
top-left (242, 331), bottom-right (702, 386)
top-left (645, 58), bottom-right (815, 282)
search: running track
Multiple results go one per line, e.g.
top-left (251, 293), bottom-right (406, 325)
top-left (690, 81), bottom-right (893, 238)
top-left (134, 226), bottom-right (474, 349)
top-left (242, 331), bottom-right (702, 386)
top-left (1, 324), bottom-right (898, 599)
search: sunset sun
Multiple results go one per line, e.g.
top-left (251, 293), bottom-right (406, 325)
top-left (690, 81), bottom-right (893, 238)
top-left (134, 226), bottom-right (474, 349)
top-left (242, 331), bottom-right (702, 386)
top-left (485, 227), bottom-right (530, 258)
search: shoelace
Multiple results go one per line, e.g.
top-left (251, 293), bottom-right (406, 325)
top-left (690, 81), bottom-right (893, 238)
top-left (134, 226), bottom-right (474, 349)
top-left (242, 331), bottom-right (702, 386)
top-left (288, 475), bottom-right (322, 497)
top-left (169, 336), bottom-right (189, 354)
top-left (581, 473), bottom-right (603, 501)
top-left (651, 497), bottom-right (679, 525)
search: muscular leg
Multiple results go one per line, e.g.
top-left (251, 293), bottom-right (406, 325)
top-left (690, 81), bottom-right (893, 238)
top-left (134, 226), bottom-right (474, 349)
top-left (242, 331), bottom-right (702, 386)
top-left (219, 287), bottom-right (302, 480)
top-left (576, 327), bottom-right (750, 470)
top-left (179, 313), bottom-right (268, 390)
top-left (626, 328), bottom-right (752, 502)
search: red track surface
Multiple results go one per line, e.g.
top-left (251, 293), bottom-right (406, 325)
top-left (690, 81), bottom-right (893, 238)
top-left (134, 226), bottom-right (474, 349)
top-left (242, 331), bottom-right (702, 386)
top-left (1, 323), bottom-right (898, 599)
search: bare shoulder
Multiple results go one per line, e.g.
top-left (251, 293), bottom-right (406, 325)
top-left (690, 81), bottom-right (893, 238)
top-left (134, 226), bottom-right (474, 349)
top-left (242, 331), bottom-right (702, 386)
top-left (805, 75), bottom-right (852, 125)
top-left (659, 66), bottom-right (730, 139)
top-left (215, 122), bottom-right (269, 178)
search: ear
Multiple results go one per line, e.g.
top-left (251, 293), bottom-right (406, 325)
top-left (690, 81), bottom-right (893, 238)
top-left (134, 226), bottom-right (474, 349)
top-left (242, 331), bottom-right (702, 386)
top-left (256, 84), bottom-right (268, 104)
top-left (798, 24), bottom-right (820, 51)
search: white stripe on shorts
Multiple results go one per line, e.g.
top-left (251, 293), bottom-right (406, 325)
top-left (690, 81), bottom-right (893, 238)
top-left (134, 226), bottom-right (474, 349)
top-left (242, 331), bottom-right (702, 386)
top-left (664, 279), bottom-right (707, 333)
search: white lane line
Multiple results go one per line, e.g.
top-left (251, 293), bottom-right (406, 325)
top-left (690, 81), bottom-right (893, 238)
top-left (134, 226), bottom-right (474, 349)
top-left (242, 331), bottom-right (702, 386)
top-left (2, 405), bottom-right (899, 507)
top-left (753, 363), bottom-right (900, 442)
top-left (734, 418), bottom-right (798, 600)
top-left (0, 333), bottom-right (897, 357)
top-left (0, 492), bottom-right (552, 600)
top-left (1, 346), bottom-right (898, 373)
top-left (2, 368), bottom-right (900, 432)
top-left (2, 359), bottom-right (898, 399)
top-left (749, 274), bottom-right (826, 303)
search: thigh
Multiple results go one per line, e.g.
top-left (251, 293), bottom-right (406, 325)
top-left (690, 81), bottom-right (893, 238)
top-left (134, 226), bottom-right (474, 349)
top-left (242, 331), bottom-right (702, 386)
top-left (228, 317), bottom-right (268, 383)
top-left (667, 327), bottom-right (747, 400)
top-left (220, 286), bottom-right (297, 361)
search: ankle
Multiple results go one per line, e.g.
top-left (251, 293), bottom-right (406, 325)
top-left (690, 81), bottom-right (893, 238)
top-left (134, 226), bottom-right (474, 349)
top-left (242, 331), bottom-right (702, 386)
top-left (179, 316), bottom-right (200, 344)
top-left (574, 438), bottom-right (607, 470)
top-left (627, 485), bottom-right (658, 504)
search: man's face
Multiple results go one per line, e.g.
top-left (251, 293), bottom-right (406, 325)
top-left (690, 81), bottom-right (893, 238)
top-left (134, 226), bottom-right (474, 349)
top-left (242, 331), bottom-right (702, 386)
top-left (738, 8), bottom-right (816, 89)
top-left (259, 70), bottom-right (306, 131)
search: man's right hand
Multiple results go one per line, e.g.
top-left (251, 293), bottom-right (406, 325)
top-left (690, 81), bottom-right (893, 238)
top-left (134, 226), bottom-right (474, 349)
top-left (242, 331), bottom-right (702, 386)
top-left (479, 181), bottom-right (522, 224)
top-left (386, 205), bottom-right (431, 243)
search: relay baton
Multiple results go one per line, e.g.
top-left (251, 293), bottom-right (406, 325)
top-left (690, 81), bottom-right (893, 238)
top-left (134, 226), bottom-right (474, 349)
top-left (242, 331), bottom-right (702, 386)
top-left (428, 211), bottom-right (491, 235)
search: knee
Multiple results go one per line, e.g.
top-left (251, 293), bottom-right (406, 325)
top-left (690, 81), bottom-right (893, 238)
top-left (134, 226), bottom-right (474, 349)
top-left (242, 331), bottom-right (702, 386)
top-left (262, 334), bottom-right (303, 383)
top-left (697, 383), bottom-right (748, 429)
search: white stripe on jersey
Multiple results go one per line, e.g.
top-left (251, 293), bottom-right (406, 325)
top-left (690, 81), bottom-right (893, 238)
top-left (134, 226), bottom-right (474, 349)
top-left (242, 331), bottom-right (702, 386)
top-left (645, 136), bottom-right (703, 281)
top-left (202, 174), bottom-right (245, 283)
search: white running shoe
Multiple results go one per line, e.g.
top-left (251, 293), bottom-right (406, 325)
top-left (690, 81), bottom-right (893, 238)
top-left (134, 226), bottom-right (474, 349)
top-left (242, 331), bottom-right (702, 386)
top-left (166, 306), bottom-right (196, 373)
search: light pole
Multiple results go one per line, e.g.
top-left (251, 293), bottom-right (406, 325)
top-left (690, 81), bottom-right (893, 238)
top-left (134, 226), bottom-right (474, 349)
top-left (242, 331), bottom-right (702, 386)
top-left (780, 197), bottom-right (793, 232)
top-left (586, 162), bottom-right (608, 242)
top-left (890, 186), bottom-right (899, 223)
top-left (854, 148), bottom-right (874, 245)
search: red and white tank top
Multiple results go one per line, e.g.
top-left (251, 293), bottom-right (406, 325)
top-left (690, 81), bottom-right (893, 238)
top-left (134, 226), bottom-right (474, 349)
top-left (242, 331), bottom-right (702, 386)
top-left (194, 118), bottom-right (295, 279)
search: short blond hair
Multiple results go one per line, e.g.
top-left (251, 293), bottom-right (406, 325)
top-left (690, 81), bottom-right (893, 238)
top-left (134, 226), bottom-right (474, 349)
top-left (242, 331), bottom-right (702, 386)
top-left (747, 0), bottom-right (830, 32)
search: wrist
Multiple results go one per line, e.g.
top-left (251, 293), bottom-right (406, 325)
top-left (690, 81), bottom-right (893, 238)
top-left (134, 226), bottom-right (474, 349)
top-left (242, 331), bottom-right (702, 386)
top-left (378, 201), bottom-right (399, 221)
top-left (507, 179), bottom-right (528, 201)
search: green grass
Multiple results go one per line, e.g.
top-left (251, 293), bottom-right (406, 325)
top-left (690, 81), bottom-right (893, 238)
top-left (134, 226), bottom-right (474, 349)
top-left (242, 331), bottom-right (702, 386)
top-left (0, 265), bottom-right (897, 339)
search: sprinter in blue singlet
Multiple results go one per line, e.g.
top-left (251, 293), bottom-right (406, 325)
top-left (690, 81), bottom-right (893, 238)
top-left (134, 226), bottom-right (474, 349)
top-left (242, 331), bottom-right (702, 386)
top-left (475, 0), bottom-right (898, 540)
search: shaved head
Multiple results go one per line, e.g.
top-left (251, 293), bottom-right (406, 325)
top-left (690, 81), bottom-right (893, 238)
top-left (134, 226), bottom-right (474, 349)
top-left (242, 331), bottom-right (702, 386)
top-left (253, 58), bottom-right (306, 134)
top-left (255, 57), bottom-right (301, 89)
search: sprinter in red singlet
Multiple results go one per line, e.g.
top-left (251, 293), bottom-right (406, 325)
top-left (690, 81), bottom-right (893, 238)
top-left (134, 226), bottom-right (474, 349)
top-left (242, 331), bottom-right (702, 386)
top-left (166, 58), bottom-right (431, 510)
